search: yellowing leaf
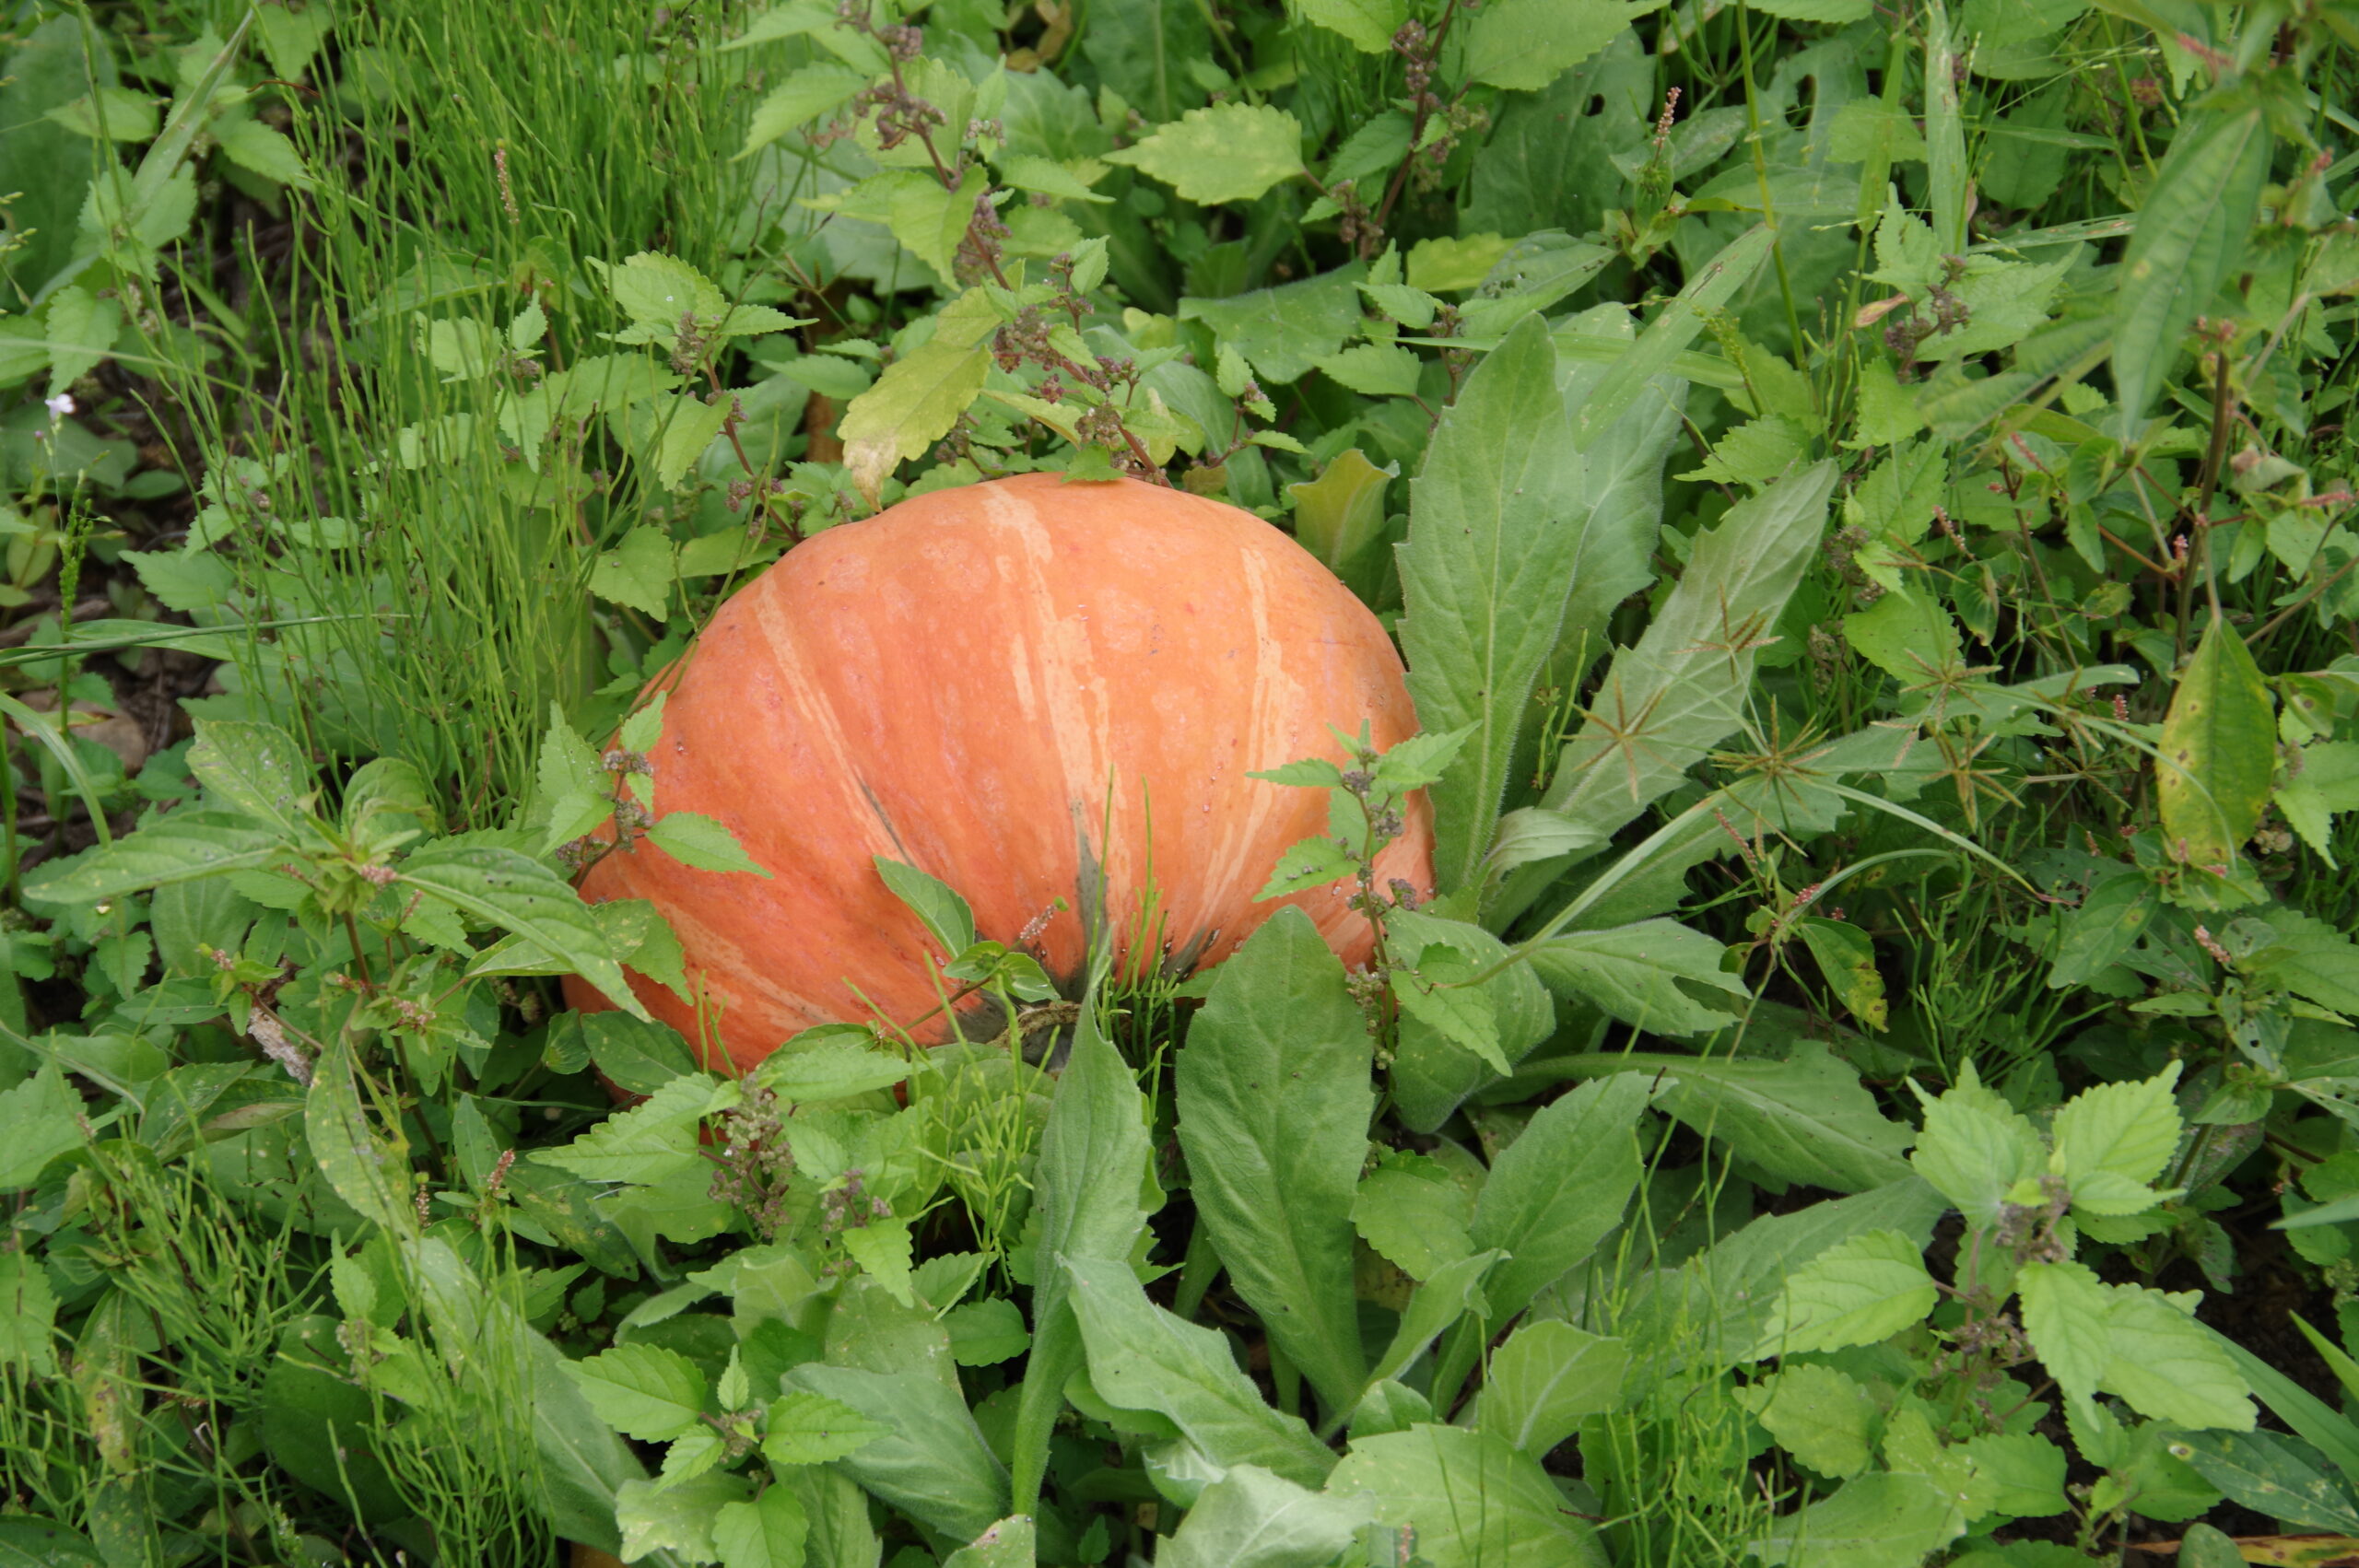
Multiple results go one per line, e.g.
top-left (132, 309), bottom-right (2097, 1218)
top-left (838, 290), bottom-right (1002, 505)
top-left (2156, 617), bottom-right (2274, 872)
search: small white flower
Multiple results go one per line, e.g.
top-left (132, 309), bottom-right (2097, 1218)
top-left (43, 392), bottom-right (74, 417)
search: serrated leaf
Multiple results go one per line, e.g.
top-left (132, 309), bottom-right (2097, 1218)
top-left (534, 1073), bottom-right (725, 1184)
top-left (1469, 1074), bottom-right (1648, 1327)
top-left (762, 1391), bottom-right (893, 1465)
top-left (590, 525), bottom-right (675, 618)
top-left (645, 812), bottom-right (769, 876)
top-left (306, 1042), bottom-right (407, 1229)
top-left (1746, 1229), bottom-right (1937, 1359)
top-left (1909, 1085), bottom-right (2044, 1226)
top-left (2100, 1285), bottom-right (2253, 1430)
top-left (20, 812), bottom-right (288, 906)
top-left (1738, 1363), bottom-right (1878, 1479)
top-left (841, 1219), bottom-right (916, 1306)
top-left (569, 1343), bottom-right (710, 1442)
top-left (2015, 1258), bottom-right (2111, 1400)
top-left (713, 1485), bottom-right (808, 1568)
top-left (1317, 342), bottom-right (1421, 396)
top-left (741, 63), bottom-right (870, 158)
top-left (1530, 920), bottom-right (1749, 1038)
top-left (0, 1063), bottom-right (87, 1189)
top-left (873, 856), bottom-right (977, 956)
top-left (1749, 1472), bottom-right (1959, 1567)
top-left (2051, 1062), bottom-right (2181, 1210)
top-left (1462, 0), bottom-right (1661, 90)
top-left (1102, 102), bottom-right (1303, 205)
top-left (1294, 0), bottom-right (1404, 52)
top-left (839, 289), bottom-right (1001, 505)
top-left (398, 843), bottom-right (646, 1020)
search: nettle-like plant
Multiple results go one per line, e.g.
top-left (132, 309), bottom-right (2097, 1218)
top-left (1731, 1061), bottom-right (2255, 1560)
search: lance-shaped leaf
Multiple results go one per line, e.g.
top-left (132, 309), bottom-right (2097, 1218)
top-left (1396, 314), bottom-right (1582, 892)
top-left (2155, 616), bottom-right (2273, 873)
top-left (1177, 909), bottom-right (1371, 1418)
top-left (22, 812), bottom-right (289, 906)
top-left (2111, 110), bottom-right (2269, 436)
top-left (839, 289), bottom-right (1002, 505)
top-left (398, 842), bottom-right (647, 1020)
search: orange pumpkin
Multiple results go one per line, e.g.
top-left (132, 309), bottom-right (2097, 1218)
top-left (561, 473), bottom-right (1431, 1073)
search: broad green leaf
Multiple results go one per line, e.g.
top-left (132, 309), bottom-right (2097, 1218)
top-left (2051, 1060), bottom-right (2181, 1215)
top-left (1745, 1229), bottom-right (1937, 1358)
top-left (1062, 1254), bottom-right (1336, 1489)
top-left (2249, 909), bottom-right (2359, 1015)
top-left (645, 812), bottom-right (769, 876)
top-left (1528, 919), bottom-right (1749, 1036)
top-left (740, 63), bottom-right (869, 158)
top-left (1102, 103), bottom-right (1303, 205)
top-left (1385, 909), bottom-right (1555, 1131)
top-left (1468, 1072), bottom-right (1649, 1327)
top-left (2111, 110), bottom-right (2270, 433)
top-left (617, 1473), bottom-right (742, 1563)
top-left (2015, 1259), bottom-right (2112, 1400)
top-left (941, 1515), bottom-right (1035, 1568)
top-left (1315, 342), bottom-right (1420, 396)
top-left (0, 1062), bottom-right (88, 1188)
top-left (569, 1344), bottom-right (710, 1442)
top-left (783, 1363), bottom-right (1010, 1542)
top-left (534, 1073), bottom-right (727, 1185)
top-left (1286, 448), bottom-right (1395, 585)
top-left (1391, 945), bottom-right (1508, 1074)
top-left (789, 1467), bottom-right (880, 1568)
top-left (713, 1485), bottom-right (809, 1568)
top-left (1160, 1463), bottom-right (1369, 1568)
top-left (1367, 1248), bottom-right (1503, 1388)
top-left (581, 1013), bottom-right (698, 1096)
top-left (1177, 908), bottom-right (1371, 1416)
top-left (44, 287), bottom-right (121, 397)
top-left (1327, 1425), bottom-right (1607, 1568)
top-left (840, 1220), bottom-right (916, 1307)
top-left (1480, 1321), bottom-right (1629, 1456)
top-left (839, 289), bottom-right (1001, 505)
top-left (1293, 0), bottom-right (1404, 52)
top-left (1749, 1472), bottom-right (1960, 1567)
top-left (1461, 0), bottom-right (1660, 90)
top-left (21, 811), bottom-right (287, 906)
top-left (306, 1043), bottom-right (407, 1230)
top-left (1178, 264), bottom-right (1366, 385)
top-left (397, 843), bottom-right (647, 1020)
top-left (190, 719), bottom-right (314, 835)
top-left (762, 1391), bottom-right (892, 1465)
top-left (2099, 1286), bottom-right (2253, 1430)
top-left (1574, 225), bottom-right (1774, 450)
top-left (1841, 586), bottom-right (1963, 682)
top-left (2048, 872), bottom-right (2156, 989)
top-left (1012, 989), bottom-right (1150, 1510)
top-left (1625, 1177), bottom-right (1945, 1367)
top-left (591, 524), bottom-right (676, 617)
top-left (1738, 1363), bottom-right (1878, 1479)
top-left (1747, 0), bottom-right (1872, 17)
top-left (1923, 0), bottom-right (1968, 253)
top-left (873, 856), bottom-right (978, 956)
top-left (1649, 1044), bottom-right (1914, 1192)
top-left (2156, 617), bottom-right (2274, 873)
top-left (1351, 1154), bottom-right (1474, 1281)
top-left (1396, 314), bottom-right (1586, 891)
top-left (1796, 917), bottom-right (1888, 1030)
top-left (750, 1041), bottom-right (909, 1104)
top-left (47, 87), bottom-right (159, 141)
top-left (945, 1298), bottom-right (1030, 1366)
top-left (1909, 1083), bottom-right (2044, 1226)
top-left (0, 1243), bottom-right (60, 1377)
top-left (215, 114), bottom-right (311, 188)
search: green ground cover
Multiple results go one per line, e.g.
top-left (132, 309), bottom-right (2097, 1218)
top-left (6, 0), bottom-right (2359, 1563)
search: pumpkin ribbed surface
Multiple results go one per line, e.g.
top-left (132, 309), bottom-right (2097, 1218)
top-left (562, 473), bottom-right (1430, 1072)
